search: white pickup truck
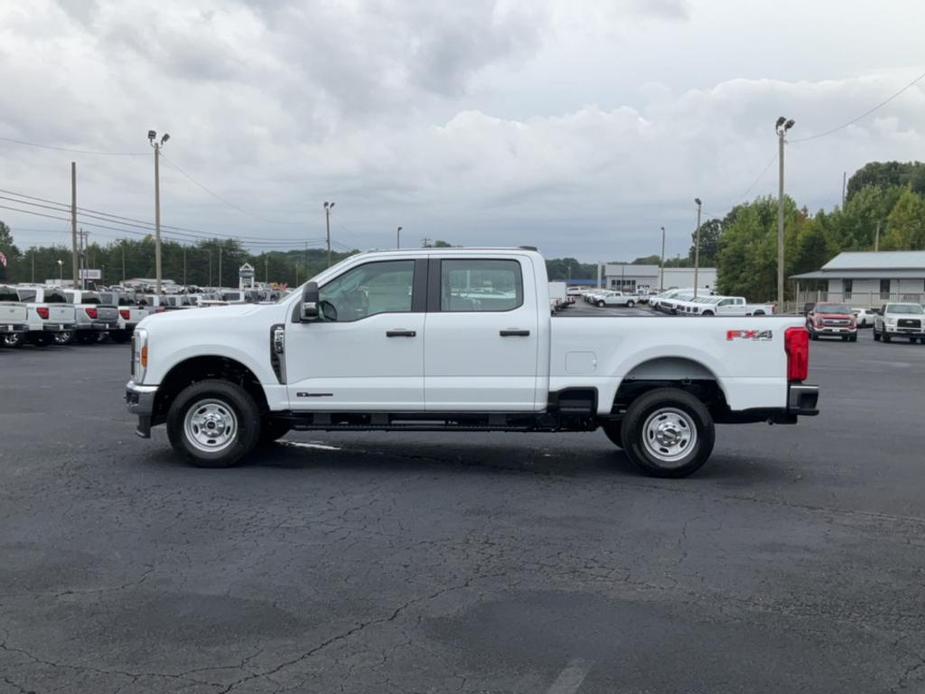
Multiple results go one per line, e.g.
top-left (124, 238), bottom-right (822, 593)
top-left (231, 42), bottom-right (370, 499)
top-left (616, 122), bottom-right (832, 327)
top-left (0, 285), bottom-right (30, 340)
top-left (9, 286), bottom-right (77, 347)
top-left (677, 295), bottom-right (775, 317)
top-left (126, 248), bottom-right (819, 477)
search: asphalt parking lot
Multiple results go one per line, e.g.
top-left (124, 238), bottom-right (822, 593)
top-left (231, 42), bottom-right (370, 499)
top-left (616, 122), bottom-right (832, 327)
top-left (2, 324), bottom-right (925, 693)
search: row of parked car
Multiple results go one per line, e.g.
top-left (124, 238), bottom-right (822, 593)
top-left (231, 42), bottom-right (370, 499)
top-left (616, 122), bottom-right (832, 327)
top-left (648, 288), bottom-right (775, 316)
top-left (804, 302), bottom-right (925, 344)
top-left (0, 284), bottom-right (285, 348)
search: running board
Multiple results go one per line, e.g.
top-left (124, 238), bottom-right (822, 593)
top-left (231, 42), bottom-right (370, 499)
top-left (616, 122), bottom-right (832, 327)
top-left (278, 410), bottom-right (597, 433)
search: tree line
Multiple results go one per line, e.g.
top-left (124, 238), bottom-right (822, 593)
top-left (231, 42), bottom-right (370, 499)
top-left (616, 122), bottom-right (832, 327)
top-left (2, 161), bottom-right (923, 298)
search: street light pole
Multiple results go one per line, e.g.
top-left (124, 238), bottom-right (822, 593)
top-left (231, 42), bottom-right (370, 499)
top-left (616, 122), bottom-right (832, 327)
top-left (693, 199), bottom-right (702, 298)
top-left (775, 116), bottom-right (795, 311)
top-left (659, 225), bottom-right (666, 293)
top-left (57, 259), bottom-right (63, 283)
top-left (148, 130), bottom-right (170, 294)
top-left (396, 225), bottom-right (402, 249)
top-left (324, 201), bottom-right (335, 266)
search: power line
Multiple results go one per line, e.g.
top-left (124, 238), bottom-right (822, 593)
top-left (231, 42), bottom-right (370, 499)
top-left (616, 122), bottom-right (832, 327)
top-left (738, 153), bottom-right (778, 200)
top-left (0, 187), bottom-right (314, 243)
top-left (790, 69), bottom-right (925, 143)
top-left (159, 153), bottom-right (308, 226)
top-left (0, 135), bottom-right (147, 156)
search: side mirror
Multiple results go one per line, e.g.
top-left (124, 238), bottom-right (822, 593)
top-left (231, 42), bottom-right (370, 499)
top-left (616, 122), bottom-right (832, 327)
top-left (301, 282), bottom-right (320, 321)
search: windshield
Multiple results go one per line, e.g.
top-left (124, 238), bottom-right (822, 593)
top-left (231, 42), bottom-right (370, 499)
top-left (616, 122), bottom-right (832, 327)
top-left (886, 304), bottom-right (924, 315)
top-left (815, 304), bottom-right (851, 314)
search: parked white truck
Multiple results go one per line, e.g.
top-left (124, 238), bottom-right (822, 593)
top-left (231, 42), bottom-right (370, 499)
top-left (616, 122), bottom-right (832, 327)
top-left (9, 286), bottom-right (77, 347)
top-left (126, 248), bottom-right (819, 477)
top-left (0, 285), bottom-right (29, 339)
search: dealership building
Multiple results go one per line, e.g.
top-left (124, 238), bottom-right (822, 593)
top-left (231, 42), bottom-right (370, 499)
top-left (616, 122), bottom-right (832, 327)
top-left (602, 264), bottom-right (718, 294)
top-left (791, 251), bottom-right (925, 308)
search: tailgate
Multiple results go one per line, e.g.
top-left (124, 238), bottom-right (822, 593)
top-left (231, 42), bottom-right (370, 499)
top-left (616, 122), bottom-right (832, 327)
top-left (96, 306), bottom-right (119, 323)
top-left (49, 305), bottom-right (77, 323)
top-left (0, 304), bottom-right (28, 322)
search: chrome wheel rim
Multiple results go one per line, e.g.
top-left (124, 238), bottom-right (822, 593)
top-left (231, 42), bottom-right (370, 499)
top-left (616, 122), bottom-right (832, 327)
top-left (642, 407), bottom-right (697, 465)
top-left (184, 399), bottom-right (238, 453)
top-left (55, 332), bottom-right (72, 344)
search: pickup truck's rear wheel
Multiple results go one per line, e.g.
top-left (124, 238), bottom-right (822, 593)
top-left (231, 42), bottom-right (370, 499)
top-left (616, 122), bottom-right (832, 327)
top-left (620, 388), bottom-right (715, 478)
top-left (596, 300), bottom-right (605, 307)
top-left (2, 333), bottom-right (24, 348)
top-left (54, 330), bottom-right (74, 345)
top-left (167, 380), bottom-right (260, 468)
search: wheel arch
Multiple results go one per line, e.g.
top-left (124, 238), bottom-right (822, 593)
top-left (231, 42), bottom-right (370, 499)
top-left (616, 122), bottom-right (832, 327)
top-left (608, 356), bottom-right (729, 419)
top-left (152, 355), bottom-right (269, 426)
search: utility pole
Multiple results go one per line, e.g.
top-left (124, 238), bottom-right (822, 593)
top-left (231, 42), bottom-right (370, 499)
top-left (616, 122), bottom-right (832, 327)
top-left (324, 201), bottom-right (335, 266)
top-left (218, 246), bottom-right (223, 289)
top-left (182, 245), bottom-right (187, 286)
top-left (775, 116), bottom-right (795, 311)
top-left (841, 171), bottom-right (847, 208)
top-left (693, 200), bottom-right (702, 298)
top-left (396, 225), bottom-right (402, 249)
top-left (659, 225), bottom-right (666, 293)
top-left (70, 162), bottom-right (78, 289)
top-left (30, 253), bottom-right (35, 283)
top-left (265, 254), bottom-right (269, 283)
top-left (147, 130), bottom-right (170, 294)
top-left (121, 240), bottom-right (126, 282)
top-left (208, 251), bottom-right (213, 288)
top-left (875, 220), bottom-right (881, 252)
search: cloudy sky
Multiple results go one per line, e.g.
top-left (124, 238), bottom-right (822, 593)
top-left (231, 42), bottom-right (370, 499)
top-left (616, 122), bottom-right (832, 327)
top-left (1, 0), bottom-right (924, 262)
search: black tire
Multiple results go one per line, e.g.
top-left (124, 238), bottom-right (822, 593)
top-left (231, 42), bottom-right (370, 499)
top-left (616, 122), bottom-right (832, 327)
top-left (54, 331), bottom-right (74, 345)
top-left (110, 330), bottom-right (131, 344)
top-left (33, 333), bottom-right (53, 347)
top-left (76, 332), bottom-right (97, 345)
top-left (873, 329), bottom-right (881, 342)
top-left (841, 335), bottom-right (849, 342)
top-left (597, 300), bottom-right (605, 308)
top-left (166, 379), bottom-right (261, 468)
top-left (601, 421), bottom-right (623, 448)
top-left (702, 310), bottom-right (714, 316)
top-left (2, 333), bottom-right (25, 348)
top-left (626, 300), bottom-right (635, 308)
top-left (849, 334), bottom-right (858, 342)
top-left (754, 310), bottom-right (766, 316)
top-left (620, 388), bottom-right (715, 478)
top-left (259, 417), bottom-right (291, 445)
top-left (883, 333), bottom-right (892, 343)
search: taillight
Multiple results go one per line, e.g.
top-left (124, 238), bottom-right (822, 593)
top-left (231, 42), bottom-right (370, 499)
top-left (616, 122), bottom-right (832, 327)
top-left (785, 327), bottom-right (809, 382)
top-left (120, 309), bottom-right (130, 320)
top-left (85, 307), bottom-right (98, 319)
top-left (37, 306), bottom-right (49, 320)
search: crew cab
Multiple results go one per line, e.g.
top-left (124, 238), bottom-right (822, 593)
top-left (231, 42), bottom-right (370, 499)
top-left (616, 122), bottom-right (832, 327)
top-left (873, 303), bottom-right (925, 343)
top-left (99, 291), bottom-right (147, 343)
top-left (680, 296), bottom-right (775, 317)
top-left (64, 290), bottom-right (120, 344)
top-left (592, 291), bottom-right (637, 308)
top-left (126, 248), bottom-right (819, 478)
top-left (0, 285), bottom-right (29, 340)
top-left (9, 286), bottom-right (77, 347)
top-left (806, 303), bottom-right (858, 342)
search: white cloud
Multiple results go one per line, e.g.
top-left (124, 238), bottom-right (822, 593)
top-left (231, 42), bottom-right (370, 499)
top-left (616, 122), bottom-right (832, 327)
top-left (1, 0), bottom-right (924, 261)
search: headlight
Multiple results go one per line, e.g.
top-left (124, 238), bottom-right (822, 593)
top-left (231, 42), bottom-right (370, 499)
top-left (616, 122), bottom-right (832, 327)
top-left (133, 328), bottom-right (149, 383)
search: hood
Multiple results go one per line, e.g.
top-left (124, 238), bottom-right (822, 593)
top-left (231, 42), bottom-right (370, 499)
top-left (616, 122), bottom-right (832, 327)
top-left (138, 302), bottom-right (284, 332)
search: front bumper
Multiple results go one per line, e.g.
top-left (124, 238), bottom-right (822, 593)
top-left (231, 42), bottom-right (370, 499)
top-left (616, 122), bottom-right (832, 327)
top-left (815, 326), bottom-right (856, 335)
top-left (42, 322), bottom-right (77, 333)
top-left (884, 328), bottom-right (925, 337)
top-left (1, 323), bottom-right (28, 334)
top-left (125, 380), bottom-right (158, 438)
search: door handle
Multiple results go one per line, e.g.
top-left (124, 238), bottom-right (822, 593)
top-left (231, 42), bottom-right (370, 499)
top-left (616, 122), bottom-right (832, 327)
top-left (499, 329), bottom-right (530, 337)
top-left (386, 329), bottom-right (416, 337)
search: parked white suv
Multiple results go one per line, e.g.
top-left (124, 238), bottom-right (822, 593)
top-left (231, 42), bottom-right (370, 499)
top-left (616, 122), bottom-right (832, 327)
top-left (126, 248), bottom-right (819, 478)
top-left (873, 303), bottom-right (925, 344)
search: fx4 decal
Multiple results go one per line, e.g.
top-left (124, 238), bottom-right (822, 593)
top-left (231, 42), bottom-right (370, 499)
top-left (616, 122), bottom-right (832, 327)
top-left (726, 329), bottom-right (773, 341)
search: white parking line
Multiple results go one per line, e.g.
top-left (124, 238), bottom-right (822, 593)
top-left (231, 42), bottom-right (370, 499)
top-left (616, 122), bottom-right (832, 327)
top-left (281, 441), bottom-right (342, 451)
top-left (546, 658), bottom-right (592, 694)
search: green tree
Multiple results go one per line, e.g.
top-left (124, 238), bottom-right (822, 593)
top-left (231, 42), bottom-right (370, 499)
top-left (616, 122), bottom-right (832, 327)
top-left (688, 218), bottom-right (723, 266)
top-left (846, 161), bottom-right (925, 202)
top-left (880, 188), bottom-right (925, 250)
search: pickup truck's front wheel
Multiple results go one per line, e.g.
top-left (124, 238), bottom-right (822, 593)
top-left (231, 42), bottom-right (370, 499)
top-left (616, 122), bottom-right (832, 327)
top-left (166, 380), bottom-right (261, 468)
top-left (620, 388), bottom-right (715, 478)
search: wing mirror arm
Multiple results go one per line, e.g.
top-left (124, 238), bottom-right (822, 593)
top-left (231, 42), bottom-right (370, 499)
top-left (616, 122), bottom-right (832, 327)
top-left (300, 282), bottom-right (320, 322)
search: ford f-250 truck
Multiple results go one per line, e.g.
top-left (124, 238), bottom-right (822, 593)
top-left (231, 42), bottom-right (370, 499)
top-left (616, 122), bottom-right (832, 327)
top-left (126, 248), bottom-right (819, 477)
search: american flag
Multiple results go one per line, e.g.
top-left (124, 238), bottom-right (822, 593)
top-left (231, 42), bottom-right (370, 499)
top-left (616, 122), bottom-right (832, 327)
top-left (0, 251), bottom-right (7, 268)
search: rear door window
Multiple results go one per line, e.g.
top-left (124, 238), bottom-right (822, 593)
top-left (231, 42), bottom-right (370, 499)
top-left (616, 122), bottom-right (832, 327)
top-left (440, 259), bottom-right (523, 312)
